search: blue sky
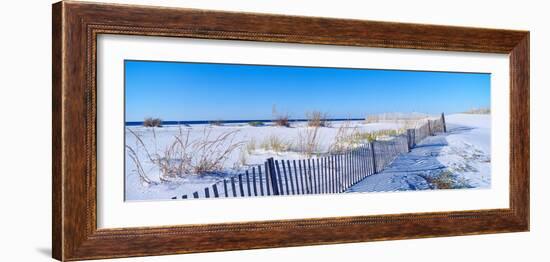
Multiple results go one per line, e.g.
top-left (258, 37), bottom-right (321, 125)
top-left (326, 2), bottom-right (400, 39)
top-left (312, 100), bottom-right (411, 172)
top-left (125, 60), bottom-right (490, 121)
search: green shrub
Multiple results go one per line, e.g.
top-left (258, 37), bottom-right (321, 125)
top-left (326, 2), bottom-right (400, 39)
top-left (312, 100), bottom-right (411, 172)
top-left (248, 121), bottom-right (264, 127)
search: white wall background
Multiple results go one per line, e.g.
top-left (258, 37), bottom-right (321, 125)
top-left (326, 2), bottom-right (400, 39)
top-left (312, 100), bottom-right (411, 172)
top-left (0, 0), bottom-right (546, 261)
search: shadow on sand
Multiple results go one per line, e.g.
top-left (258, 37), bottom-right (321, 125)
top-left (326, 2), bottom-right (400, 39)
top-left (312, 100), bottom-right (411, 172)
top-left (347, 125), bottom-right (475, 192)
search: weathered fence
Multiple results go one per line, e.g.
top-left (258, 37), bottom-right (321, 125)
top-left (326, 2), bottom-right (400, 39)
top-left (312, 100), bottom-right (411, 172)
top-left (173, 113), bottom-right (446, 200)
top-left (407, 113), bottom-right (446, 149)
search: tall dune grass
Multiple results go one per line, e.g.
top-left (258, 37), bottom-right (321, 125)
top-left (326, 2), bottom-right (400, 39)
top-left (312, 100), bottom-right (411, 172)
top-left (296, 125), bottom-right (321, 156)
top-left (126, 126), bottom-right (244, 183)
top-left (260, 135), bottom-right (292, 153)
top-left (365, 112), bottom-right (428, 124)
top-left (307, 111), bottom-right (330, 127)
top-left (329, 120), bottom-right (406, 153)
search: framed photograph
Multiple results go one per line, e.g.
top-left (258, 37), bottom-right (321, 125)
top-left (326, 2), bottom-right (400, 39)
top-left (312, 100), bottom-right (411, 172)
top-left (52, 1), bottom-right (529, 261)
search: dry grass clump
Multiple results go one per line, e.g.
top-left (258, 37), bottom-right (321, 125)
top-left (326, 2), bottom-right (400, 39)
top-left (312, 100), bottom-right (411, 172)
top-left (401, 119), bottom-right (419, 129)
top-left (260, 135), bottom-right (292, 153)
top-left (296, 125), bottom-right (321, 156)
top-left (246, 137), bottom-right (257, 154)
top-left (463, 107), bottom-right (491, 114)
top-left (424, 171), bottom-right (455, 189)
top-left (370, 129), bottom-right (405, 138)
top-left (422, 171), bottom-right (470, 189)
top-left (329, 121), bottom-right (358, 153)
top-left (272, 104), bottom-right (291, 127)
top-left (273, 114), bottom-right (290, 127)
top-left (238, 147), bottom-right (248, 167)
top-left (126, 126), bottom-right (243, 183)
top-left (192, 129), bottom-right (243, 174)
top-left (143, 117), bottom-right (162, 127)
top-left (350, 132), bottom-right (377, 143)
top-left (365, 113), bottom-right (429, 125)
top-left (307, 111), bottom-right (330, 127)
top-left (329, 121), bottom-right (406, 153)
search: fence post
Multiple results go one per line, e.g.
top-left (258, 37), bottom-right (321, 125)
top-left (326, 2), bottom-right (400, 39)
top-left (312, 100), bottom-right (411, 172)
top-left (223, 179), bottom-right (228, 197)
top-left (370, 142), bottom-right (377, 173)
top-left (275, 160), bottom-right (284, 195)
top-left (252, 167), bottom-right (258, 196)
top-left (406, 129), bottom-right (415, 151)
top-left (293, 160), bottom-right (301, 194)
top-left (267, 158), bottom-right (280, 195)
top-left (406, 129), bottom-right (411, 151)
top-left (212, 184), bottom-right (219, 198)
top-left (287, 160), bottom-right (295, 195)
top-left (230, 177), bottom-right (237, 197)
top-left (264, 162), bottom-right (271, 195)
top-left (412, 129), bottom-right (416, 147)
top-left (258, 165), bottom-right (264, 196)
top-left (441, 112), bottom-right (447, 133)
top-left (245, 170), bottom-right (251, 196)
top-left (238, 174), bottom-right (245, 197)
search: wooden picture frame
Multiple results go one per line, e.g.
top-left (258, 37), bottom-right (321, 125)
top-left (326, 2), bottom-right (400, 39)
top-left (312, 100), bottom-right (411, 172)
top-left (52, 1), bottom-right (529, 261)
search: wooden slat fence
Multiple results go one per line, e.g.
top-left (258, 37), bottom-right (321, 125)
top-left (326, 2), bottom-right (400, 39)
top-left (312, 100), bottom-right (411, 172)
top-left (173, 113), bottom-right (446, 200)
top-left (407, 113), bottom-right (446, 149)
